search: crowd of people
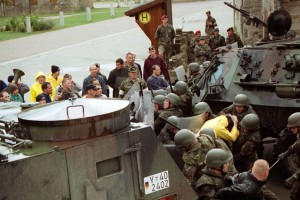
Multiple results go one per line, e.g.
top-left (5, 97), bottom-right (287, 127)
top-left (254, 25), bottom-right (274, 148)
top-left (0, 11), bottom-right (299, 200)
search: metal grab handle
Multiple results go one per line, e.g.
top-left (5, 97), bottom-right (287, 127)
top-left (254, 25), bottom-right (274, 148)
top-left (66, 105), bottom-right (85, 119)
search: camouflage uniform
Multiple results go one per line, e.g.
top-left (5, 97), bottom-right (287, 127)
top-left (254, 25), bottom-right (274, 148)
top-left (154, 108), bottom-right (182, 135)
top-left (155, 24), bottom-right (175, 59)
top-left (226, 33), bottom-right (244, 48)
top-left (194, 44), bottom-right (211, 65)
top-left (178, 93), bottom-right (193, 117)
top-left (283, 137), bottom-right (300, 200)
top-left (219, 104), bottom-right (257, 124)
top-left (210, 35), bottom-right (226, 50)
top-left (182, 135), bottom-right (215, 188)
top-left (196, 167), bottom-right (226, 200)
top-left (119, 78), bottom-right (147, 98)
top-left (187, 72), bottom-right (200, 88)
top-left (205, 16), bottom-right (217, 35)
top-left (233, 129), bottom-right (261, 172)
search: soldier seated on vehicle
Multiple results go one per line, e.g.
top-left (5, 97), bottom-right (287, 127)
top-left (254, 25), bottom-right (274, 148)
top-left (226, 27), bottom-right (244, 48)
top-left (189, 30), bottom-right (201, 55)
top-left (175, 81), bottom-right (193, 117)
top-left (194, 37), bottom-right (212, 65)
top-left (209, 28), bottom-right (226, 52)
top-left (152, 95), bottom-right (165, 120)
top-left (232, 114), bottom-right (261, 172)
top-left (196, 148), bottom-right (231, 199)
top-left (159, 116), bottom-right (179, 144)
top-left (154, 93), bottom-right (183, 135)
top-left (219, 94), bottom-right (257, 124)
top-left (216, 159), bottom-right (270, 200)
top-left (174, 129), bottom-right (215, 189)
top-left (278, 112), bottom-right (300, 200)
top-left (119, 66), bottom-right (147, 99)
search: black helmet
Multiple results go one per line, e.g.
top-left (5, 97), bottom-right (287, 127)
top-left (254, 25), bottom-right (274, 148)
top-left (205, 148), bottom-right (232, 168)
top-left (233, 94), bottom-right (249, 107)
top-left (174, 129), bottom-right (196, 148)
top-left (194, 102), bottom-right (212, 115)
top-left (287, 112), bottom-right (300, 128)
top-left (240, 113), bottom-right (260, 130)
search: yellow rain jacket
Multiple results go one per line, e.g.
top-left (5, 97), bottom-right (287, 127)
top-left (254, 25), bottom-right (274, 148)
top-left (30, 71), bottom-right (45, 102)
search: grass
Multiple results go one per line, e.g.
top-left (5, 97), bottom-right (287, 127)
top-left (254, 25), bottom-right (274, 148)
top-left (0, 7), bottom-right (129, 42)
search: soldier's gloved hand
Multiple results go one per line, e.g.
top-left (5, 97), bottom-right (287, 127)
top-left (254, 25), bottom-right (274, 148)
top-left (284, 175), bottom-right (296, 189)
top-left (278, 152), bottom-right (288, 160)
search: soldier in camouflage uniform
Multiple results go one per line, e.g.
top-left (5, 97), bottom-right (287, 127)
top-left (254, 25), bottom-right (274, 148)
top-left (205, 11), bottom-right (217, 36)
top-left (209, 28), bottom-right (226, 51)
top-left (189, 30), bottom-right (201, 61)
top-left (175, 81), bottom-right (193, 117)
top-left (119, 66), bottom-right (147, 98)
top-left (219, 94), bottom-right (257, 124)
top-left (278, 112), bottom-right (300, 200)
top-left (154, 15), bottom-right (175, 60)
top-left (187, 62), bottom-right (201, 87)
top-left (194, 102), bottom-right (216, 121)
top-left (226, 27), bottom-right (244, 48)
top-left (159, 116), bottom-right (179, 144)
top-left (233, 114), bottom-right (261, 172)
top-left (154, 93), bottom-right (183, 135)
top-left (196, 148), bottom-right (231, 200)
top-left (174, 129), bottom-right (215, 189)
top-left (194, 37), bottom-right (212, 65)
top-left (152, 95), bottom-right (165, 121)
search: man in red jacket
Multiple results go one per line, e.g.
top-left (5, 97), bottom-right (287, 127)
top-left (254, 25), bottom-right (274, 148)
top-left (143, 46), bottom-right (169, 81)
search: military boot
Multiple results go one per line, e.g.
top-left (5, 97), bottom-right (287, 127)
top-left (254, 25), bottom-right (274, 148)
top-left (284, 175), bottom-right (296, 189)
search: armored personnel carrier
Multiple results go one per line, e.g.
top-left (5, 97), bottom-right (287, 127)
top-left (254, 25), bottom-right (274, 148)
top-left (0, 99), bottom-right (197, 200)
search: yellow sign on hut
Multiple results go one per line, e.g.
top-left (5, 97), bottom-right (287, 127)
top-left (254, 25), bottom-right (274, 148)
top-left (138, 11), bottom-right (151, 24)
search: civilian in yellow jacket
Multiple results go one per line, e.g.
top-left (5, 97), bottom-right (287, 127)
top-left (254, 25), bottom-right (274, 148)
top-left (200, 114), bottom-right (239, 142)
top-left (46, 65), bottom-right (62, 101)
top-left (30, 71), bottom-right (45, 102)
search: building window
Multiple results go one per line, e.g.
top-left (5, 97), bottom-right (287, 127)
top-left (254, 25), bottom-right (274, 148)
top-left (30, 0), bottom-right (38, 5)
top-left (50, 0), bottom-right (57, 5)
top-left (6, 0), bottom-right (15, 6)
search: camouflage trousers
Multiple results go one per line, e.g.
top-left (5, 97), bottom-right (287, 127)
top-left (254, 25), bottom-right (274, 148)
top-left (158, 44), bottom-right (172, 60)
top-left (291, 180), bottom-right (300, 200)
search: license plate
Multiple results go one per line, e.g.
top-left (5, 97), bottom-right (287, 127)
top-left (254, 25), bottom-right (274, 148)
top-left (144, 171), bottom-right (169, 195)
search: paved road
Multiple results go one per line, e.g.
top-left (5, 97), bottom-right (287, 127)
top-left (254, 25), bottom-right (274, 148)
top-left (0, 1), bottom-right (291, 198)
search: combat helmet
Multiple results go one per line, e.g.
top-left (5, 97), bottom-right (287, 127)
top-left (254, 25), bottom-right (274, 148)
top-left (199, 127), bottom-right (216, 139)
top-left (166, 85), bottom-right (176, 94)
top-left (174, 129), bottom-right (196, 148)
top-left (152, 95), bottom-right (165, 107)
top-left (166, 93), bottom-right (181, 107)
top-left (194, 102), bottom-right (212, 115)
top-left (188, 62), bottom-right (200, 73)
top-left (240, 113), bottom-right (260, 130)
top-left (287, 112), bottom-right (300, 128)
top-left (165, 116), bottom-right (179, 130)
top-left (233, 94), bottom-right (249, 107)
top-left (175, 81), bottom-right (188, 94)
top-left (205, 148), bottom-right (232, 168)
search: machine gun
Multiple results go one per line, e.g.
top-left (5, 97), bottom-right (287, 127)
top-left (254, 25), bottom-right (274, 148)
top-left (224, 2), bottom-right (267, 27)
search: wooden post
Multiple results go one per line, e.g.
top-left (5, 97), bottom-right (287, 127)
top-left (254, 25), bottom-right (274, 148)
top-left (25, 16), bottom-right (31, 33)
top-left (59, 11), bottom-right (64, 27)
top-left (86, 7), bottom-right (91, 22)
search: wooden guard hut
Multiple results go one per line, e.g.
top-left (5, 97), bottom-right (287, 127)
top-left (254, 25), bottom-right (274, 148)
top-left (125, 0), bottom-right (172, 51)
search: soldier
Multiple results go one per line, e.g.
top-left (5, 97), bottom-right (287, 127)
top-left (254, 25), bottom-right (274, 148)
top-left (219, 94), bottom-right (257, 123)
top-left (194, 37), bottom-right (211, 65)
top-left (187, 62), bottom-right (201, 88)
top-left (175, 81), bottom-right (193, 117)
top-left (194, 102), bottom-right (216, 121)
top-left (216, 159), bottom-right (270, 200)
top-left (154, 93), bottom-right (183, 135)
top-left (209, 28), bottom-right (226, 51)
top-left (205, 11), bottom-right (217, 36)
top-left (159, 115), bottom-right (179, 144)
top-left (199, 128), bottom-right (238, 176)
top-left (233, 114), bottom-right (261, 172)
top-left (154, 15), bottom-right (175, 60)
top-left (119, 66), bottom-right (147, 98)
top-left (226, 27), bottom-right (244, 48)
top-left (174, 129), bottom-right (215, 189)
top-left (278, 112), bottom-right (300, 200)
top-left (189, 30), bottom-right (201, 60)
top-left (152, 95), bottom-right (165, 120)
top-left (196, 148), bottom-right (231, 199)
